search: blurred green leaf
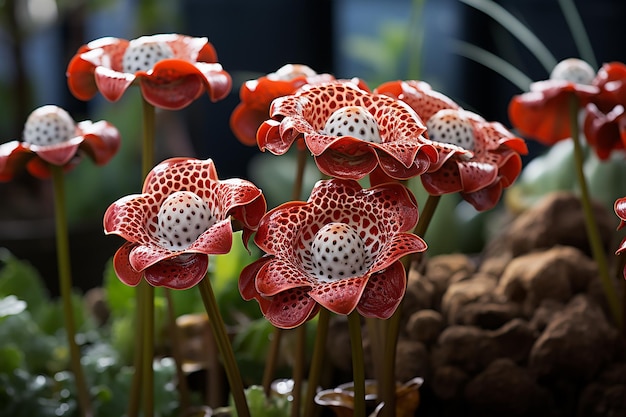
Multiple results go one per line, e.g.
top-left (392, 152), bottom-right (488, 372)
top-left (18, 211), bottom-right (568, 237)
top-left (0, 250), bottom-right (48, 315)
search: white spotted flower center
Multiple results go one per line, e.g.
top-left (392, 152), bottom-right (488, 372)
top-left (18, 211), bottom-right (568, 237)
top-left (550, 58), bottom-right (595, 85)
top-left (123, 41), bottom-right (174, 73)
top-left (310, 222), bottom-right (367, 282)
top-left (323, 106), bottom-right (382, 143)
top-left (23, 105), bottom-right (76, 146)
top-left (427, 109), bottom-right (475, 151)
top-left (156, 191), bottom-right (215, 251)
top-left (269, 64), bottom-right (317, 80)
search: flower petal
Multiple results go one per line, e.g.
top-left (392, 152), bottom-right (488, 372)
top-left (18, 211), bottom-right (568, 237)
top-left (308, 276), bottom-right (368, 315)
top-left (0, 141), bottom-right (34, 181)
top-left (94, 66), bottom-right (136, 102)
top-left (356, 261), bottom-right (407, 319)
top-left (367, 233), bottom-right (427, 273)
top-left (113, 242), bottom-right (144, 286)
top-left (103, 194), bottom-right (157, 244)
top-left (258, 287), bottom-right (320, 329)
top-left (461, 181), bottom-right (504, 212)
top-left (255, 258), bottom-right (312, 296)
top-left (190, 219), bottom-right (233, 255)
top-left (28, 137), bottom-right (83, 166)
top-left (143, 253), bottom-right (209, 289)
top-left (77, 120), bottom-right (122, 165)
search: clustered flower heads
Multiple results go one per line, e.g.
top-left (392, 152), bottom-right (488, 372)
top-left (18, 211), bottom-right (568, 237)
top-left (509, 58), bottom-right (626, 160)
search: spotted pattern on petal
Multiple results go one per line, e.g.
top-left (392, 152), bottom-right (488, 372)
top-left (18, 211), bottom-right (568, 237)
top-left (248, 178), bottom-right (425, 323)
top-left (261, 82), bottom-right (436, 179)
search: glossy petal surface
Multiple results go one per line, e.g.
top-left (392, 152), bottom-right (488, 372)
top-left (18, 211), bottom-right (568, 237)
top-left (377, 81), bottom-right (527, 211)
top-left (583, 63), bottom-right (626, 159)
top-left (0, 107), bottom-right (121, 181)
top-left (508, 79), bottom-right (598, 144)
top-left (258, 82), bottom-right (439, 180)
top-left (67, 34), bottom-right (231, 109)
top-left (239, 178), bottom-right (426, 327)
top-left (104, 157), bottom-right (266, 289)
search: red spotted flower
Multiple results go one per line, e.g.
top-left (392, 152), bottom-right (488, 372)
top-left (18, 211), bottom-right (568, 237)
top-left (103, 157), bottom-right (266, 289)
top-left (67, 34), bottom-right (232, 110)
top-left (256, 82), bottom-right (440, 180)
top-left (0, 105), bottom-right (120, 181)
top-left (508, 58), bottom-right (599, 145)
top-left (377, 80), bottom-right (527, 211)
top-left (239, 178), bottom-right (427, 329)
top-left (583, 62), bottom-right (626, 159)
top-left (230, 64), bottom-right (337, 146)
top-left (614, 196), bottom-right (626, 279)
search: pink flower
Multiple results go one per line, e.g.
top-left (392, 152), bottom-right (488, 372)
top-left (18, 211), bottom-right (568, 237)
top-left (67, 34), bottom-right (232, 110)
top-left (104, 157), bottom-right (266, 289)
top-left (256, 82), bottom-right (439, 180)
top-left (0, 105), bottom-right (120, 180)
top-left (239, 179), bottom-right (427, 328)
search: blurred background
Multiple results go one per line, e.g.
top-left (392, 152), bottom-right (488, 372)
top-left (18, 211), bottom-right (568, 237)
top-left (1, 0), bottom-right (625, 294)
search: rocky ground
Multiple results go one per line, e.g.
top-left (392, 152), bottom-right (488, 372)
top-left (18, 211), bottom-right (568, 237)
top-left (328, 191), bottom-right (626, 417)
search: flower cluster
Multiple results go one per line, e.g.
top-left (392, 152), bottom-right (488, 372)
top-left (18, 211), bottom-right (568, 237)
top-left (509, 58), bottom-right (626, 160)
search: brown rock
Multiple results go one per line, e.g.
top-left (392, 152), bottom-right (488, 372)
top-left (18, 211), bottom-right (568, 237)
top-left (441, 274), bottom-right (497, 324)
top-left (405, 309), bottom-right (444, 345)
top-left (464, 358), bottom-right (554, 417)
top-left (432, 325), bottom-right (498, 373)
top-left (484, 191), bottom-right (614, 259)
top-left (496, 246), bottom-right (597, 316)
top-left (425, 253), bottom-right (477, 307)
top-left (432, 365), bottom-right (469, 401)
top-left (529, 299), bottom-right (564, 332)
top-left (488, 319), bottom-right (537, 364)
top-left (529, 295), bottom-right (619, 381)
top-left (454, 300), bottom-right (522, 330)
top-left (394, 340), bottom-right (430, 383)
top-left (403, 268), bottom-right (436, 313)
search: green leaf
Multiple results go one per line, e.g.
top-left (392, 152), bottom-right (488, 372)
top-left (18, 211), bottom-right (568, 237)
top-left (0, 250), bottom-right (49, 315)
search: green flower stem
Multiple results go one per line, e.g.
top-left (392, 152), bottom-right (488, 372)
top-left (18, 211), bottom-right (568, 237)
top-left (303, 308), bottom-right (330, 417)
top-left (50, 165), bottom-right (93, 417)
top-left (164, 289), bottom-right (191, 411)
top-left (379, 193), bottom-right (440, 417)
top-left (262, 328), bottom-right (283, 395)
top-left (568, 94), bottom-right (623, 328)
top-left (198, 276), bottom-right (250, 417)
top-left (263, 147), bottom-right (309, 396)
top-left (291, 325), bottom-right (307, 417)
top-left (141, 281), bottom-right (155, 417)
top-left (347, 311), bottom-right (366, 417)
top-left (129, 97), bottom-right (158, 417)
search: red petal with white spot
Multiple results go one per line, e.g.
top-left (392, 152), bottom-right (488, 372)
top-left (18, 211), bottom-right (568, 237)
top-left (113, 242), bottom-right (144, 287)
top-left (258, 83), bottom-right (437, 180)
top-left (255, 258), bottom-right (312, 296)
top-left (94, 66), bottom-right (136, 102)
top-left (357, 261), bottom-right (407, 319)
top-left (259, 287), bottom-right (320, 329)
top-left (309, 276), bottom-right (369, 315)
top-left (143, 253), bottom-right (209, 289)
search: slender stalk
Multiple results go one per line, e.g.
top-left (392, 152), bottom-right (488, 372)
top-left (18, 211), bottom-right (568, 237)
top-left (263, 147), bottom-right (309, 395)
top-left (127, 290), bottom-right (143, 417)
top-left (50, 165), bottom-right (93, 417)
top-left (141, 281), bottom-right (155, 417)
top-left (198, 276), bottom-right (250, 417)
top-left (303, 309), bottom-right (330, 417)
top-left (568, 94), bottom-right (623, 328)
top-left (133, 97), bottom-right (157, 417)
top-left (347, 311), bottom-right (366, 417)
top-left (164, 289), bottom-right (191, 411)
top-left (379, 194), bottom-right (440, 417)
top-left (262, 328), bottom-right (283, 395)
top-left (291, 325), bottom-right (307, 417)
